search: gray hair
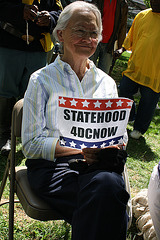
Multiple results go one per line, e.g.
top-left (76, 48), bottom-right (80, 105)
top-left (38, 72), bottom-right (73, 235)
top-left (53, 1), bottom-right (102, 43)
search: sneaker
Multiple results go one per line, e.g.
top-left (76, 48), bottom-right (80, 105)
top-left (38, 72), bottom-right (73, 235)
top-left (156, 103), bottom-right (160, 109)
top-left (130, 130), bottom-right (142, 139)
top-left (1, 139), bottom-right (11, 156)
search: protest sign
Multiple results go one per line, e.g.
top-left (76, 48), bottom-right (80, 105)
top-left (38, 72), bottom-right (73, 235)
top-left (58, 96), bottom-right (133, 149)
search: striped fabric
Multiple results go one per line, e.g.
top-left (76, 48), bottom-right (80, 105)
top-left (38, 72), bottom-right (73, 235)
top-left (22, 55), bottom-right (118, 161)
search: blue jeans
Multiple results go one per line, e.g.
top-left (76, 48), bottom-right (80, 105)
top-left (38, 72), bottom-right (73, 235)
top-left (119, 75), bottom-right (160, 134)
top-left (26, 155), bottom-right (129, 240)
top-left (90, 42), bottom-right (113, 74)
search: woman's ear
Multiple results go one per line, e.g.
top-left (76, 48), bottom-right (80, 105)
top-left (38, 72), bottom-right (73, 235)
top-left (57, 30), bottom-right (64, 42)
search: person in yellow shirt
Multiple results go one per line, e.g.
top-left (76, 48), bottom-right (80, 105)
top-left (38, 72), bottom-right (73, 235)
top-left (119, 0), bottom-right (160, 139)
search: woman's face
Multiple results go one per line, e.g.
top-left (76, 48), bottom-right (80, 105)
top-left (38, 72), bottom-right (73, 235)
top-left (57, 9), bottom-right (99, 60)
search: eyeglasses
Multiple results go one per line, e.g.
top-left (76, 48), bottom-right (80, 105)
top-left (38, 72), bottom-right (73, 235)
top-left (71, 27), bottom-right (99, 39)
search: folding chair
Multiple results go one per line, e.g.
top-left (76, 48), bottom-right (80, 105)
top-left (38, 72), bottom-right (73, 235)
top-left (1, 98), bottom-right (132, 239)
top-left (123, 165), bottom-right (132, 229)
top-left (7, 99), bottom-right (63, 240)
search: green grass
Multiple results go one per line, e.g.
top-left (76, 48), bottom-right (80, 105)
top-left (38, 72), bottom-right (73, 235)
top-left (0, 51), bottom-right (160, 239)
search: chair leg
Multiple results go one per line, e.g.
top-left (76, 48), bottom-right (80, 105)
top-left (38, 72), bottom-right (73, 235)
top-left (0, 151), bottom-right (15, 239)
top-left (9, 173), bottom-right (15, 240)
top-left (9, 145), bottom-right (16, 240)
top-left (9, 198), bottom-right (14, 240)
top-left (123, 165), bottom-right (132, 229)
top-left (0, 154), bottom-right (10, 204)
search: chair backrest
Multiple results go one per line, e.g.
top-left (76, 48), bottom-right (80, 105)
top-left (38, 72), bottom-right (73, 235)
top-left (12, 98), bottom-right (23, 137)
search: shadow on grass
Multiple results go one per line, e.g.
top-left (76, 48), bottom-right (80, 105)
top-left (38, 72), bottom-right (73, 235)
top-left (151, 108), bottom-right (160, 126)
top-left (127, 216), bottom-right (143, 240)
top-left (126, 129), bottom-right (159, 162)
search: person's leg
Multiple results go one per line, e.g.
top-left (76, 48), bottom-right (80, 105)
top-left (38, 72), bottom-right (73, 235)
top-left (97, 43), bottom-right (113, 74)
top-left (0, 47), bottom-right (25, 155)
top-left (119, 75), bottom-right (139, 121)
top-left (90, 43), bottom-right (101, 67)
top-left (19, 51), bottom-right (47, 97)
top-left (148, 165), bottom-right (160, 240)
top-left (26, 156), bottom-right (80, 223)
top-left (0, 48), bottom-right (25, 98)
top-left (72, 170), bottom-right (130, 240)
top-left (0, 96), bottom-right (16, 154)
top-left (0, 48), bottom-right (46, 155)
top-left (26, 157), bottom-right (129, 240)
top-left (133, 86), bottom-right (160, 134)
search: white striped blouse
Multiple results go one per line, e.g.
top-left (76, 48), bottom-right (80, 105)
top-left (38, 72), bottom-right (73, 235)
top-left (22, 55), bottom-right (118, 161)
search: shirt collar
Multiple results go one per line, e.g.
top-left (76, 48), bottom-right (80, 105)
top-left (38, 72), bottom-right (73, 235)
top-left (54, 55), bottom-right (96, 77)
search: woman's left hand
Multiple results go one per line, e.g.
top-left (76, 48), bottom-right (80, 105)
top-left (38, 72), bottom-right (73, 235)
top-left (82, 145), bottom-right (123, 165)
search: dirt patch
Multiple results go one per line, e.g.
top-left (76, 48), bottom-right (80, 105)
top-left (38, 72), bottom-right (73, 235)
top-left (1, 198), bottom-right (32, 223)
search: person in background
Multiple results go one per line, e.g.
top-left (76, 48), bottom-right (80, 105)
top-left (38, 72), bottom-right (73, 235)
top-left (119, 0), bottom-right (160, 139)
top-left (0, 0), bottom-right (62, 156)
top-left (61, 0), bottom-right (94, 8)
top-left (60, 0), bottom-right (128, 74)
top-left (22, 2), bottom-right (129, 239)
top-left (90, 0), bottom-right (128, 74)
top-left (148, 162), bottom-right (160, 240)
top-left (60, 0), bottom-right (79, 7)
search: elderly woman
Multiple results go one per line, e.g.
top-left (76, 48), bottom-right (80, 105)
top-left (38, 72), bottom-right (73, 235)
top-left (22, 2), bottom-right (129, 239)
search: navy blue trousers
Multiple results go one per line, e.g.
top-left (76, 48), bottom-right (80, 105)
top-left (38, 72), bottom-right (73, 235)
top-left (119, 75), bottom-right (160, 134)
top-left (26, 155), bottom-right (129, 240)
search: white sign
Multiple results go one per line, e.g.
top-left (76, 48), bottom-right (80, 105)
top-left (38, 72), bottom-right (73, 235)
top-left (58, 96), bottom-right (133, 150)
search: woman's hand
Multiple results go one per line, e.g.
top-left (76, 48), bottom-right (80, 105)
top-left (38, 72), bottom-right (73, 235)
top-left (113, 47), bottom-right (126, 59)
top-left (82, 148), bottom-right (101, 165)
top-left (55, 141), bottom-right (125, 162)
top-left (82, 145), bottom-right (123, 165)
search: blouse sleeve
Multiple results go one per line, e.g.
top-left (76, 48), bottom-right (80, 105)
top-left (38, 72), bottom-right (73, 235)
top-left (22, 72), bottom-right (59, 161)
